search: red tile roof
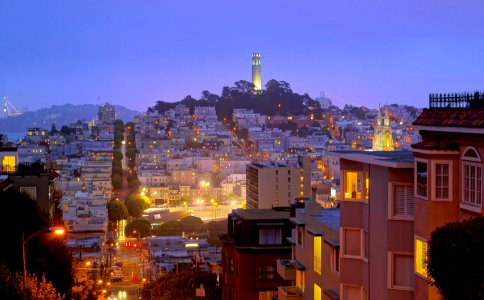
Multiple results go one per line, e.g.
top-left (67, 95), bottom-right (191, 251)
top-left (413, 108), bottom-right (484, 128)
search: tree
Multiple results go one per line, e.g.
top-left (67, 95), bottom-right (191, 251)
top-left (235, 128), bottom-right (249, 140)
top-left (125, 219), bottom-right (152, 238)
top-left (142, 269), bottom-right (220, 300)
top-left (112, 173), bottom-right (122, 190)
top-left (107, 199), bottom-right (128, 222)
top-left (153, 221), bottom-right (183, 236)
top-left (113, 150), bottom-right (123, 161)
top-left (427, 217), bottom-right (484, 300)
top-left (0, 265), bottom-right (64, 300)
top-left (124, 194), bottom-right (151, 218)
top-left (50, 123), bottom-right (59, 135)
top-left (0, 188), bottom-right (72, 295)
top-left (179, 216), bottom-right (205, 233)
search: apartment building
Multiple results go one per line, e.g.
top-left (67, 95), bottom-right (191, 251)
top-left (246, 156), bottom-right (311, 209)
top-left (411, 92), bottom-right (484, 299)
top-left (222, 209), bottom-right (294, 300)
top-left (277, 200), bottom-right (340, 300)
top-left (334, 150), bottom-right (414, 300)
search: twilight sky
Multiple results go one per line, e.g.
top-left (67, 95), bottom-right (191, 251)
top-left (1, 0), bottom-right (484, 111)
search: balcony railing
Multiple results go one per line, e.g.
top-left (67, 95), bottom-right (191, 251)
top-left (278, 286), bottom-right (302, 300)
top-left (429, 91), bottom-right (484, 109)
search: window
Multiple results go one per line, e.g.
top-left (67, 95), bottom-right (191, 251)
top-left (296, 269), bottom-right (305, 292)
top-left (461, 148), bottom-right (482, 211)
top-left (297, 225), bottom-right (305, 247)
top-left (229, 258), bottom-right (234, 272)
top-left (343, 171), bottom-right (368, 200)
top-left (416, 161), bottom-right (428, 198)
top-left (1, 155), bottom-right (16, 173)
top-left (342, 285), bottom-right (367, 300)
top-left (331, 246), bottom-right (340, 274)
top-left (314, 283), bottom-right (321, 300)
top-left (462, 163), bottom-right (482, 208)
top-left (258, 291), bottom-right (277, 300)
top-left (433, 162), bottom-right (451, 200)
top-left (415, 237), bottom-right (428, 278)
top-left (313, 236), bottom-right (322, 275)
top-left (20, 187), bottom-right (37, 200)
top-left (390, 253), bottom-right (414, 289)
top-left (390, 184), bottom-right (414, 219)
top-left (259, 226), bottom-right (282, 245)
top-left (342, 228), bottom-right (365, 258)
top-left (257, 265), bottom-right (263, 279)
top-left (266, 265), bottom-right (276, 279)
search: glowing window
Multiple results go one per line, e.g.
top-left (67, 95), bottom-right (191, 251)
top-left (314, 283), bottom-right (321, 300)
top-left (313, 236), bottom-right (321, 275)
top-left (415, 238), bottom-right (428, 278)
top-left (1, 156), bottom-right (16, 173)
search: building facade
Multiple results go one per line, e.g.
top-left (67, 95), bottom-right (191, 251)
top-left (246, 156), bottom-right (311, 209)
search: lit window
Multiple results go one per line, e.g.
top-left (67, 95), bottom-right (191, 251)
top-left (343, 171), bottom-right (368, 200)
top-left (296, 269), bottom-right (305, 292)
top-left (313, 236), bottom-right (321, 275)
top-left (415, 237), bottom-right (428, 278)
top-left (391, 184), bottom-right (414, 219)
top-left (314, 283), bottom-right (321, 300)
top-left (1, 155), bottom-right (16, 173)
top-left (416, 161), bottom-right (428, 198)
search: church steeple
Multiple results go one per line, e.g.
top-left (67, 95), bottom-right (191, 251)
top-left (372, 105), bottom-right (394, 151)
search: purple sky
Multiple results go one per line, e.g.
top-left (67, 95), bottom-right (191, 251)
top-left (1, 0), bottom-right (484, 111)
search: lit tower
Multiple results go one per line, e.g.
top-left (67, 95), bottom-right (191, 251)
top-left (252, 53), bottom-right (262, 92)
top-left (372, 105), bottom-right (394, 151)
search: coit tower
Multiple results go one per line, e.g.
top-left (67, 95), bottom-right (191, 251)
top-left (252, 53), bottom-right (262, 92)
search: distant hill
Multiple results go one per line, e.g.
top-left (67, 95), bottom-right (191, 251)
top-left (0, 104), bottom-right (140, 133)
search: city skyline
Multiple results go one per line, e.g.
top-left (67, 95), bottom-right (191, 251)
top-left (1, 0), bottom-right (484, 111)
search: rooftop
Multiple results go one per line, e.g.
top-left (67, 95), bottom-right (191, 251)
top-left (413, 108), bottom-right (484, 128)
top-left (329, 150), bottom-right (414, 168)
top-left (313, 208), bottom-right (340, 231)
top-left (233, 208), bottom-right (290, 220)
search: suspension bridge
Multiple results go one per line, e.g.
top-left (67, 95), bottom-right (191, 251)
top-left (1, 97), bottom-right (24, 118)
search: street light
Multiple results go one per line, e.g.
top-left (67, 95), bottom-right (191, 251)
top-left (22, 226), bottom-right (65, 293)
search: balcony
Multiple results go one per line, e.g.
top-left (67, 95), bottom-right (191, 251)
top-left (278, 286), bottom-right (302, 300)
top-left (277, 259), bottom-right (305, 281)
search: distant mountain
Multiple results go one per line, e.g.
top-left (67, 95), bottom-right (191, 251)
top-left (0, 104), bottom-right (140, 133)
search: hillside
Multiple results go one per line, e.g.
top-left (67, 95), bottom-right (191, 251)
top-left (0, 104), bottom-right (140, 133)
top-left (149, 79), bottom-right (322, 121)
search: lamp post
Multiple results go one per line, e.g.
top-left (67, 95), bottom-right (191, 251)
top-left (22, 226), bottom-right (65, 294)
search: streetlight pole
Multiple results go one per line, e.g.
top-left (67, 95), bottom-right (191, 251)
top-left (22, 227), bottom-right (65, 294)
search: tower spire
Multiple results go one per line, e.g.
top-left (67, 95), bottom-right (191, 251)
top-left (252, 53), bottom-right (262, 92)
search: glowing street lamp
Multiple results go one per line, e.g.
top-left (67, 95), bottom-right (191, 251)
top-left (22, 226), bottom-right (65, 292)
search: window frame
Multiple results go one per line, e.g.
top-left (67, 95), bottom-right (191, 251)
top-left (388, 182), bottom-right (414, 220)
top-left (431, 160), bottom-right (452, 201)
top-left (331, 245), bottom-right (340, 275)
top-left (460, 148), bottom-right (482, 213)
top-left (340, 285), bottom-right (368, 300)
top-left (415, 159), bottom-right (428, 199)
top-left (340, 228), bottom-right (367, 260)
top-left (387, 252), bottom-right (414, 291)
top-left (313, 235), bottom-right (322, 275)
top-left (342, 171), bottom-right (368, 202)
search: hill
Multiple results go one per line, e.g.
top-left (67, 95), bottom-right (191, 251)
top-left (149, 79), bottom-right (322, 121)
top-left (0, 104), bottom-right (140, 133)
